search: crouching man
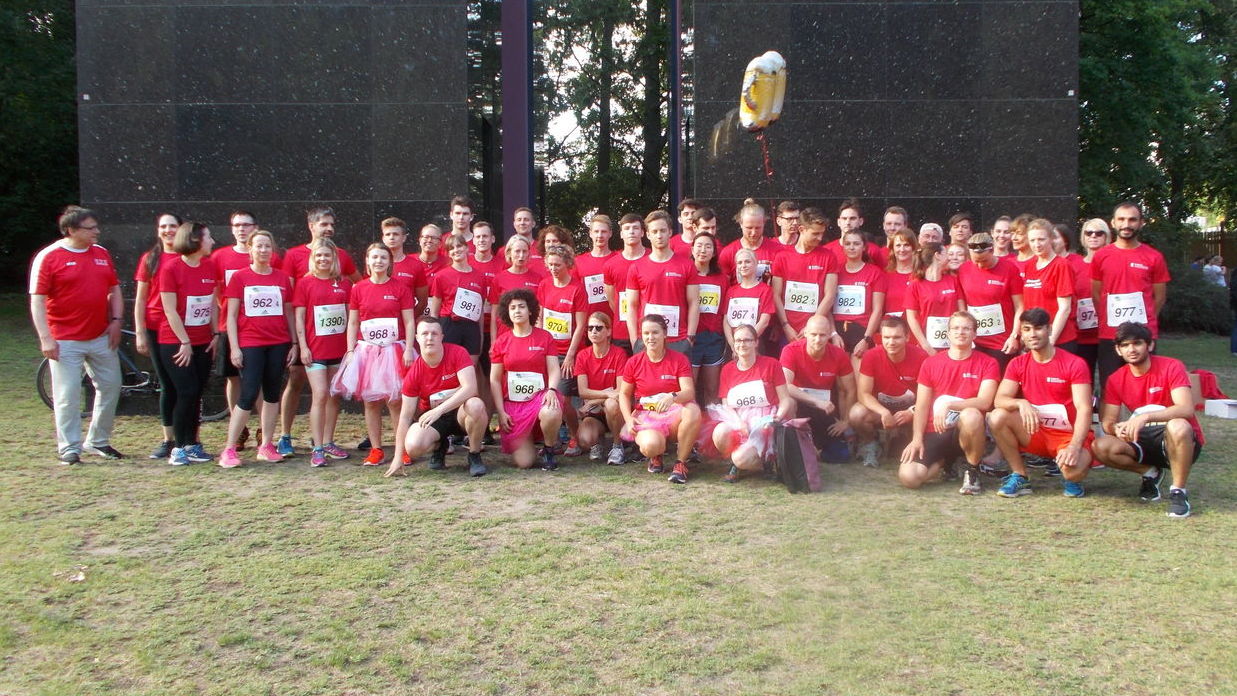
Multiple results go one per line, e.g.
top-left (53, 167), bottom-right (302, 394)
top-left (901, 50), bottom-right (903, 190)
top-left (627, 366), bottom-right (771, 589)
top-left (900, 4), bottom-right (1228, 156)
top-left (849, 316), bottom-right (927, 467)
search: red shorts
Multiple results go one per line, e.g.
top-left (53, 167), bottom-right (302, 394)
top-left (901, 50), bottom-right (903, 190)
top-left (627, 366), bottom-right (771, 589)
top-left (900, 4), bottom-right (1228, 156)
top-left (1025, 428), bottom-right (1094, 459)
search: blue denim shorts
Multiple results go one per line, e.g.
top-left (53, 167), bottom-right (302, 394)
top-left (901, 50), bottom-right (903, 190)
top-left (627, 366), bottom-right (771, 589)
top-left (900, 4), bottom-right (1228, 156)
top-left (689, 330), bottom-right (727, 367)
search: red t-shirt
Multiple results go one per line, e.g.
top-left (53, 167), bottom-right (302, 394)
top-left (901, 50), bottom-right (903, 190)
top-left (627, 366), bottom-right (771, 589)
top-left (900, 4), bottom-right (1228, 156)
top-left (536, 277), bottom-right (588, 355)
top-left (430, 265), bottom-right (490, 324)
top-left (907, 275), bottom-right (963, 349)
top-left (957, 257), bottom-right (1024, 350)
top-left (282, 243), bottom-right (357, 279)
top-left (1066, 254), bottom-right (1098, 346)
top-left (871, 245), bottom-right (892, 269)
top-left (723, 281), bottom-right (775, 332)
top-left (669, 234), bottom-right (694, 257)
top-left (602, 251), bottom-right (646, 342)
top-left (349, 278), bottom-right (414, 342)
top-left (224, 267), bottom-right (294, 348)
top-left (1090, 243), bottom-right (1171, 339)
top-left (882, 269), bottom-right (914, 318)
top-left (779, 340), bottom-right (853, 390)
top-left (833, 262), bottom-right (887, 326)
top-left (213, 246), bottom-right (281, 330)
top-left (490, 267), bottom-right (546, 335)
top-left (156, 257), bottom-right (218, 346)
top-left (688, 268), bottom-right (728, 334)
top-left (718, 238), bottom-right (780, 283)
top-left (1103, 356), bottom-right (1205, 445)
top-left (824, 239), bottom-right (882, 267)
top-left (1022, 255), bottom-right (1076, 345)
top-left (489, 327), bottom-right (556, 400)
top-left (620, 349), bottom-right (692, 400)
top-left (719, 355), bottom-right (786, 409)
top-left (1003, 349), bottom-right (1090, 431)
top-left (626, 254), bottom-right (694, 340)
top-left (575, 343), bottom-right (630, 392)
top-left (772, 246), bottom-right (838, 332)
top-left (573, 251), bottom-right (616, 312)
top-left (917, 350), bottom-right (1000, 433)
top-left (135, 251), bottom-right (179, 331)
top-left (29, 241), bottom-right (120, 342)
top-left (401, 343), bottom-right (474, 412)
top-left (470, 253), bottom-right (505, 331)
top-left (859, 344), bottom-right (928, 401)
top-left (292, 274), bottom-right (352, 361)
top-left (391, 254), bottom-right (424, 291)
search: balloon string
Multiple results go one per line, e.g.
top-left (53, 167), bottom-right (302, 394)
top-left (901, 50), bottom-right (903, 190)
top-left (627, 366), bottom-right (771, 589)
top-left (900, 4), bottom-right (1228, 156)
top-left (756, 130), bottom-right (776, 222)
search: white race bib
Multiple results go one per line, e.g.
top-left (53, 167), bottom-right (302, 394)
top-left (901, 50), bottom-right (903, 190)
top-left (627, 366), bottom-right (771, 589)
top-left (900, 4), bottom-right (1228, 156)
top-left (926, 315), bottom-right (950, 348)
top-left (969, 303), bottom-right (1005, 337)
top-left (1076, 297), bottom-right (1098, 330)
top-left (697, 283), bottom-right (721, 315)
top-left (313, 303), bottom-right (346, 336)
top-left (1031, 402), bottom-right (1070, 431)
top-left (932, 393), bottom-right (962, 428)
top-left (360, 317), bottom-right (398, 346)
top-left (1132, 404), bottom-right (1167, 416)
top-left (886, 311), bottom-right (903, 318)
top-left (184, 294), bottom-right (213, 327)
top-left (645, 303), bottom-right (681, 336)
top-left (429, 387), bottom-right (458, 408)
top-left (243, 285), bottom-right (283, 317)
top-left (639, 393), bottom-right (670, 409)
top-left (726, 296), bottom-right (760, 328)
top-left (784, 280), bottom-right (820, 314)
top-left (451, 287), bottom-right (483, 322)
top-left (1106, 291), bottom-right (1147, 327)
top-left (727, 380), bottom-right (771, 409)
top-left (506, 370), bottom-right (544, 402)
top-left (834, 284), bottom-right (866, 316)
top-left (801, 387), bottom-right (832, 404)
top-left (584, 274), bottom-right (607, 304)
top-left (542, 307), bottom-right (573, 340)
top-left (877, 390), bottom-right (916, 411)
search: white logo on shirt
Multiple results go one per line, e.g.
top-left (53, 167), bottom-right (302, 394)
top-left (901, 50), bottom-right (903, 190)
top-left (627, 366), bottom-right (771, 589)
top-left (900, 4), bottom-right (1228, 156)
top-left (1130, 263), bottom-right (1149, 270)
top-left (1149, 386), bottom-right (1163, 393)
top-left (1046, 377), bottom-right (1066, 384)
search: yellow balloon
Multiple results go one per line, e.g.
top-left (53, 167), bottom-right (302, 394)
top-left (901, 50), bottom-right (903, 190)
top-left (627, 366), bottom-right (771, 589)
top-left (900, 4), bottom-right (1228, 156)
top-left (739, 51), bottom-right (788, 132)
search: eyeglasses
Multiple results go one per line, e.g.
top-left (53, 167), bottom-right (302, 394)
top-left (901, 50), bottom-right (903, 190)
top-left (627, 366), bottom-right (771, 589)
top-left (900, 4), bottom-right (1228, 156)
top-left (1083, 230), bottom-right (1107, 237)
top-left (733, 338), bottom-right (756, 344)
top-left (232, 222), bottom-right (256, 228)
top-left (967, 244), bottom-right (993, 251)
top-left (587, 325), bottom-right (606, 332)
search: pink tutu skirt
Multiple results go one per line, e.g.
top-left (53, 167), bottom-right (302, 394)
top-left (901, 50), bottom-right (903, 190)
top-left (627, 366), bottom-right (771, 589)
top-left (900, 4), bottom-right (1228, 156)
top-left (330, 340), bottom-right (411, 403)
top-left (500, 391), bottom-right (551, 453)
top-left (698, 404), bottom-right (778, 458)
top-left (620, 404), bottom-right (683, 442)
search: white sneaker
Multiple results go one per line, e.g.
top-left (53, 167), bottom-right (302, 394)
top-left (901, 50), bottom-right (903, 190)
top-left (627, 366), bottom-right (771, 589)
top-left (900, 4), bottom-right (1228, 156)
top-left (589, 443), bottom-right (604, 461)
top-left (606, 444), bottom-right (625, 466)
top-left (958, 468), bottom-right (981, 495)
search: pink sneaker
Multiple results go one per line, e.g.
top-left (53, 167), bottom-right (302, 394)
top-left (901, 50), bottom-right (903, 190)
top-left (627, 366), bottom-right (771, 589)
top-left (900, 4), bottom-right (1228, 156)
top-left (256, 443), bottom-right (283, 462)
top-left (218, 447), bottom-right (242, 468)
top-left (322, 442), bottom-right (350, 460)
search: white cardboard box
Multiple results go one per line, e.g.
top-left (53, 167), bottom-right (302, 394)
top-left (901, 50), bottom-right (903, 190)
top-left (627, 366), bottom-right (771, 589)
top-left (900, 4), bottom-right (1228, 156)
top-left (1204, 399), bottom-right (1237, 419)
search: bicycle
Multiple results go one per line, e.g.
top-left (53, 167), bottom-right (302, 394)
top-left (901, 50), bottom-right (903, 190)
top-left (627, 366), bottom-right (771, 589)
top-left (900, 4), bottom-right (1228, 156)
top-left (37, 329), bottom-right (230, 422)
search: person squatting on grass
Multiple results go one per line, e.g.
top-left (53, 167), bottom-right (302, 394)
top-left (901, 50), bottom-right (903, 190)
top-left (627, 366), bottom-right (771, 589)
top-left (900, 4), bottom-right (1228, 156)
top-left (573, 311), bottom-right (630, 465)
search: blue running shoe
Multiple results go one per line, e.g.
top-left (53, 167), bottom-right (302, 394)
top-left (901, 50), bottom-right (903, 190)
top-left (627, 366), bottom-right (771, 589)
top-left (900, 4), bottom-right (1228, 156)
top-left (276, 435), bottom-right (295, 457)
top-left (167, 447), bottom-right (191, 466)
top-left (184, 443), bottom-right (213, 462)
top-left (1062, 480), bottom-right (1085, 498)
top-left (997, 473), bottom-right (1032, 498)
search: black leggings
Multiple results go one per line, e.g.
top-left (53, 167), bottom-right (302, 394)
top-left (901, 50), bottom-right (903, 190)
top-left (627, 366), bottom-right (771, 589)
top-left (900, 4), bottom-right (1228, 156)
top-left (146, 328), bottom-right (175, 428)
top-left (158, 343), bottom-right (212, 447)
top-left (238, 343), bottom-right (290, 411)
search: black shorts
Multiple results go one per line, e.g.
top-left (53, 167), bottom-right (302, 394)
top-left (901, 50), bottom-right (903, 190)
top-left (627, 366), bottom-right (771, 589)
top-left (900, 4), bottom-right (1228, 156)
top-left (837, 320), bottom-right (867, 353)
top-left (1131, 425), bottom-right (1203, 470)
top-left (216, 332), bottom-right (239, 377)
top-left (689, 330), bottom-right (727, 367)
top-left (919, 430), bottom-right (963, 466)
top-left (557, 375), bottom-right (579, 398)
top-left (428, 409), bottom-right (467, 441)
top-left (442, 318), bottom-right (482, 355)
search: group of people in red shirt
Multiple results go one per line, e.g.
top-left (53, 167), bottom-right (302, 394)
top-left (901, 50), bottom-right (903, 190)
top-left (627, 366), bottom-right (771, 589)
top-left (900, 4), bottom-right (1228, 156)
top-left (29, 198), bottom-right (1204, 516)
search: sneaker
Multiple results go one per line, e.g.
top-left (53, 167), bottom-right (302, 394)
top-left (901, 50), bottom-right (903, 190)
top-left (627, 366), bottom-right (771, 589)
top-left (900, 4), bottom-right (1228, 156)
top-left (958, 467), bottom-right (981, 495)
top-left (997, 473), bottom-right (1032, 498)
top-left (362, 448), bottom-right (384, 466)
top-left (184, 443), bottom-right (213, 462)
top-left (607, 444), bottom-right (625, 466)
top-left (482, 431), bottom-right (496, 446)
top-left (667, 460), bottom-right (689, 484)
top-left (402, 453), bottom-right (411, 465)
top-left (1024, 453), bottom-right (1052, 468)
top-left (257, 443), bottom-right (284, 463)
top-left (357, 437), bottom-right (371, 451)
top-left (446, 436), bottom-right (457, 455)
top-left (1062, 480), bottom-right (1085, 498)
top-left (219, 447), bottom-right (242, 468)
top-left (1139, 468), bottom-right (1166, 502)
top-left (276, 435), bottom-right (295, 458)
top-left (722, 465), bottom-right (739, 484)
top-left (149, 440), bottom-right (174, 460)
top-left (1167, 489), bottom-right (1191, 518)
top-left (468, 451), bottom-right (488, 477)
top-left (647, 455), bottom-right (664, 474)
top-left (86, 445), bottom-right (125, 460)
top-left (428, 450), bottom-right (446, 470)
top-left (859, 440), bottom-right (880, 468)
top-left (322, 442), bottom-right (350, 460)
top-left (167, 447), bottom-right (191, 467)
top-left (1043, 462), bottom-right (1062, 478)
top-left (310, 448), bottom-right (328, 467)
top-left (588, 443), bottom-right (604, 461)
top-left (541, 446), bottom-right (559, 471)
top-left (237, 426), bottom-right (250, 451)
top-left (563, 438), bottom-right (584, 457)
top-left (979, 461), bottom-right (1010, 477)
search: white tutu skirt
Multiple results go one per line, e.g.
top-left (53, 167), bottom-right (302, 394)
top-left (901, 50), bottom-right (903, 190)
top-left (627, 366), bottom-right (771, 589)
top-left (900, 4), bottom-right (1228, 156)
top-left (330, 340), bottom-right (411, 403)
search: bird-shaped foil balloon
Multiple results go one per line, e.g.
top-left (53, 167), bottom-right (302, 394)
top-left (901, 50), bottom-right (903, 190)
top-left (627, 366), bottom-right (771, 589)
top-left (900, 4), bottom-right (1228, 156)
top-left (739, 51), bottom-right (787, 132)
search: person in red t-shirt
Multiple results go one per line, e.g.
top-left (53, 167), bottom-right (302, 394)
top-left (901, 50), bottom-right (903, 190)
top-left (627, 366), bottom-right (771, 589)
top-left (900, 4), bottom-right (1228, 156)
top-left (537, 244), bottom-right (590, 455)
top-left (957, 233), bottom-right (1024, 374)
top-left (602, 214), bottom-right (648, 351)
top-left (387, 318), bottom-right (489, 478)
top-left (292, 238), bottom-right (353, 466)
top-left (904, 244), bottom-right (965, 355)
top-left (823, 199), bottom-right (882, 267)
top-left (1068, 219), bottom-right (1112, 382)
top-left (771, 207), bottom-right (838, 342)
top-left (625, 211), bottom-right (700, 354)
top-left (1022, 219), bottom-right (1077, 350)
top-left (575, 311), bottom-right (630, 464)
top-left (849, 317), bottom-right (928, 467)
top-left (429, 234), bottom-right (491, 359)
top-left (772, 200), bottom-right (802, 249)
top-left (989, 308), bottom-right (1095, 499)
top-left (707, 324), bottom-right (793, 483)
top-left (899, 311), bottom-right (999, 493)
top-left (833, 229), bottom-right (887, 359)
top-left (29, 205), bottom-right (124, 464)
top-left (573, 216), bottom-right (617, 318)
top-left (382, 217), bottom-right (426, 311)
top-left (723, 248), bottom-right (776, 352)
top-left (489, 236), bottom-right (545, 336)
top-left (1092, 322), bottom-right (1203, 518)
top-left (618, 314), bottom-right (702, 483)
top-left (686, 232), bottom-right (729, 404)
top-left (489, 288), bottom-right (564, 470)
top-left (780, 315), bottom-right (856, 461)
top-left (157, 222), bottom-right (220, 466)
top-left (133, 212), bottom-right (182, 457)
top-left (718, 199), bottom-right (780, 282)
top-left (881, 229), bottom-right (917, 318)
top-left (670, 198), bottom-right (702, 256)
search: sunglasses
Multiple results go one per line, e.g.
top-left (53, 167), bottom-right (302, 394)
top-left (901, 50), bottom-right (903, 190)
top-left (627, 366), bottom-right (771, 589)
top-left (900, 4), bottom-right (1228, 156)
top-left (587, 325), bottom-right (607, 332)
top-left (1083, 230), bottom-right (1107, 237)
top-left (968, 244), bottom-right (993, 251)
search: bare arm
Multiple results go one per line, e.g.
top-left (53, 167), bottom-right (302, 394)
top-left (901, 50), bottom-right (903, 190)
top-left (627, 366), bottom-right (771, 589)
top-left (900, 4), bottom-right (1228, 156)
top-left (30, 295), bottom-right (57, 360)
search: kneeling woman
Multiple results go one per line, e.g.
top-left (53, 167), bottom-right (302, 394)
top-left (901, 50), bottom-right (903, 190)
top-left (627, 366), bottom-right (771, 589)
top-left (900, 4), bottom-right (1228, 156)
top-left (388, 318), bottom-right (489, 478)
top-left (618, 314), bottom-right (702, 484)
top-left (704, 323), bottom-right (794, 483)
top-left (489, 289), bottom-right (564, 470)
top-left (574, 311), bottom-right (629, 465)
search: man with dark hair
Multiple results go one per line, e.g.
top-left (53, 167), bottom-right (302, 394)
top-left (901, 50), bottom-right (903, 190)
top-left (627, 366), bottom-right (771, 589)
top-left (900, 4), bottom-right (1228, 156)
top-left (672, 198), bottom-right (702, 255)
top-left (849, 316), bottom-right (927, 467)
top-left (449, 195), bottom-right (475, 244)
top-left (603, 213), bottom-right (648, 353)
top-left (1091, 322), bottom-right (1203, 518)
top-left (947, 212), bottom-right (975, 245)
top-left (989, 308), bottom-right (1094, 499)
top-left (874, 205), bottom-right (909, 267)
top-left (774, 200), bottom-right (802, 249)
top-left (824, 198), bottom-right (880, 265)
top-left (29, 206), bottom-right (125, 463)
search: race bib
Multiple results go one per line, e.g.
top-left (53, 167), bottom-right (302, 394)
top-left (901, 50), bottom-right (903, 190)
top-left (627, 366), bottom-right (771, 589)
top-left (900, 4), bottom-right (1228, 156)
top-left (877, 390), bottom-right (916, 411)
top-left (645, 303), bottom-right (681, 336)
top-left (886, 311), bottom-right (903, 318)
top-left (313, 303), bottom-right (346, 336)
top-left (584, 274), bottom-right (607, 304)
top-left (506, 370), bottom-right (544, 402)
top-left (726, 297), bottom-right (759, 328)
top-left (1106, 291), bottom-right (1147, 327)
top-left (429, 387), bottom-right (458, 408)
top-left (834, 284), bottom-right (866, 316)
top-left (926, 315), bottom-right (950, 348)
top-left (184, 294), bottom-right (213, 327)
top-left (969, 303), bottom-right (1005, 337)
top-left (243, 285), bottom-right (283, 317)
top-left (756, 260), bottom-right (772, 280)
top-left (542, 307), bottom-right (572, 340)
top-left (360, 317), bottom-right (398, 346)
top-left (697, 284), bottom-right (721, 315)
top-left (801, 387), bottom-right (832, 404)
top-left (932, 393), bottom-right (962, 429)
top-left (727, 380), bottom-right (770, 409)
top-left (1031, 402), bottom-right (1070, 431)
top-left (638, 393), bottom-right (670, 409)
top-left (619, 294), bottom-right (632, 321)
top-left (784, 280), bottom-right (819, 314)
top-left (1132, 404), bottom-right (1167, 416)
top-left (451, 287), bottom-right (483, 322)
top-left (1076, 297), bottom-right (1098, 330)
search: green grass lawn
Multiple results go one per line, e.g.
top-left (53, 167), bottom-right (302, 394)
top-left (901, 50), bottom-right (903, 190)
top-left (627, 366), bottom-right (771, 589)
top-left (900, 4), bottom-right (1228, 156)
top-left (2, 299), bottom-right (1234, 696)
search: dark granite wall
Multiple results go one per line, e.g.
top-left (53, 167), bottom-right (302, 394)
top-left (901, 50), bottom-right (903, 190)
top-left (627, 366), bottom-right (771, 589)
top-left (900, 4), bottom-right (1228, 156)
top-left (76, 0), bottom-right (469, 279)
top-left (689, 0), bottom-right (1079, 237)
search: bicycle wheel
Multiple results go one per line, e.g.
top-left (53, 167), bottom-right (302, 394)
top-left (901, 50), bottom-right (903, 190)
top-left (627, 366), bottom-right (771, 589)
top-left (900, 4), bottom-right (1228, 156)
top-left (36, 358), bottom-right (95, 419)
top-left (200, 367), bottom-right (231, 422)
